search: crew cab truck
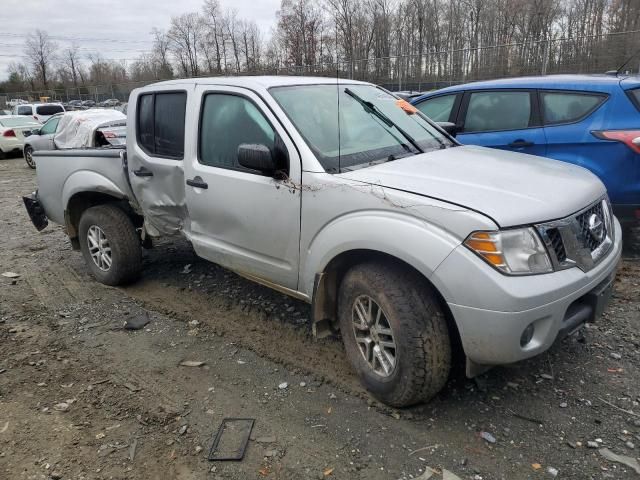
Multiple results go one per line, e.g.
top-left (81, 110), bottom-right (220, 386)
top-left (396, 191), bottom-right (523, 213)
top-left (24, 77), bottom-right (622, 407)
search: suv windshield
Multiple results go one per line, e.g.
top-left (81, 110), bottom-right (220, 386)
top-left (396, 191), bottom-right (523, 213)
top-left (270, 84), bottom-right (453, 173)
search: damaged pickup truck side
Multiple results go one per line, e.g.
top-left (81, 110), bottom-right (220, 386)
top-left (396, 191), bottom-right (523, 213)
top-left (24, 77), bottom-right (622, 407)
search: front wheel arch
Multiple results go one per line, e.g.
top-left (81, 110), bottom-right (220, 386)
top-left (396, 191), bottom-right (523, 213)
top-left (311, 249), bottom-right (463, 357)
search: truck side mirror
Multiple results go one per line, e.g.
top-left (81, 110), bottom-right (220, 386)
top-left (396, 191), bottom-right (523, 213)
top-left (436, 122), bottom-right (458, 137)
top-left (29, 129), bottom-right (41, 136)
top-left (238, 144), bottom-right (275, 175)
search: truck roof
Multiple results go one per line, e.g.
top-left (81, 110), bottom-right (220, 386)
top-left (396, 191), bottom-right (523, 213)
top-left (145, 75), bottom-right (371, 89)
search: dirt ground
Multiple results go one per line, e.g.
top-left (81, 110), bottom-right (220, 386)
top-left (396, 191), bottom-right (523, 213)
top-left (1, 154), bottom-right (639, 480)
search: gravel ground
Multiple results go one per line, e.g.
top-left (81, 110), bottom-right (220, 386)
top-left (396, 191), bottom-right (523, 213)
top-left (1, 154), bottom-right (639, 480)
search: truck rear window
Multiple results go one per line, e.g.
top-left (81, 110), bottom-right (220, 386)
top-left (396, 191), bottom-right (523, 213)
top-left (36, 105), bottom-right (64, 115)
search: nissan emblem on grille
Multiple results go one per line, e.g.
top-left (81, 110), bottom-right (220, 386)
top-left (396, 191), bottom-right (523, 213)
top-left (588, 213), bottom-right (605, 243)
top-left (536, 198), bottom-right (613, 273)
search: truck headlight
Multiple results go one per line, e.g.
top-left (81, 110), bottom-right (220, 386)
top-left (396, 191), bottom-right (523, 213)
top-left (464, 228), bottom-right (552, 275)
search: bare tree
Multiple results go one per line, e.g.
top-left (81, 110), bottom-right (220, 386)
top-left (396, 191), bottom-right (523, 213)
top-left (25, 30), bottom-right (57, 89)
top-left (168, 12), bottom-right (205, 77)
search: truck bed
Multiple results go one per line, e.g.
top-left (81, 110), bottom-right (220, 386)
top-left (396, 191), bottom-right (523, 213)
top-left (34, 148), bottom-right (136, 225)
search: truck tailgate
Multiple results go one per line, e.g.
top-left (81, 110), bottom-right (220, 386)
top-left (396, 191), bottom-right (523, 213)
top-left (34, 148), bottom-right (135, 225)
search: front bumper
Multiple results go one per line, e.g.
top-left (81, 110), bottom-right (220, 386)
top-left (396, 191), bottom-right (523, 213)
top-left (433, 218), bottom-right (622, 366)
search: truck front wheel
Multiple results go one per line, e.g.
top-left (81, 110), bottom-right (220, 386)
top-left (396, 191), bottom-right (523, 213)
top-left (78, 205), bottom-right (142, 285)
top-left (338, 262), bottom-right (451, 407)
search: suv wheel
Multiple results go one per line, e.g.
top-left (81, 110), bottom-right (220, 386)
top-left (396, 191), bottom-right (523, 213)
top-left (78, 204), bottom-right (142, 285)
top-left (338, 262), bottom-right (451, 407)
top-left (24, 146), bottom-right (35, 169)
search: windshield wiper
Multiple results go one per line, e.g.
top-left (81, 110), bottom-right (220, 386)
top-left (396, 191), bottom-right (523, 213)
top-left (344, 88), bottom-right (424, 154)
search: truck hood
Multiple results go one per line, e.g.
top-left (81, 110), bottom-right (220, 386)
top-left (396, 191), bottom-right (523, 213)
top-left (340, 145), bottom-right (606, 227)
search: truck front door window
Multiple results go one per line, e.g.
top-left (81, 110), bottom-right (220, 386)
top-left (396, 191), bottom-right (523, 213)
top-left (199, 94), bottom-right (276, 172)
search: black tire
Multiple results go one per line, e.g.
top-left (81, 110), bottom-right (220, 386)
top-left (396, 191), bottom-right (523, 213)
top-left (338, 262), bottom-right (451, 407)
top-left (78, 204), bottom-right (142, 286)
top-left (24, 146), bottom-right (35, 169)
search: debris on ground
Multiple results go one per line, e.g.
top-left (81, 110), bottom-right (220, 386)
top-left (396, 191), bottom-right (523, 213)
top-left (180, 360), bottom-right (206, 367)
top-left (53, 402), bottom-right (70, 412)
top-left (1, 271), bottom-right (20, 278)
top-left (599, 448), bottom-right (640, 474)
top-left (480, 432), bottom-right (496, 444)
top-left (547, 466), bottom-right (559, 477)
top-left (442, 469), bottom-right (463, 480)
top-left (412, 466), bottom-right (437, 479)
top-left (181, 264), bottom-right (192, 274)
top-left (128, 438), bottom-right (138, 461)
top-left (124, 313), bottom-right (150, 330)
top-left (278, 382), bottom-right (288, 389)
top-left (208, 418), bottom-right (254, 461)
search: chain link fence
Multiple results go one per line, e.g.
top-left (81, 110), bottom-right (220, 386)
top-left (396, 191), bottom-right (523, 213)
top-left (3, 30), bottom-right (639, 106)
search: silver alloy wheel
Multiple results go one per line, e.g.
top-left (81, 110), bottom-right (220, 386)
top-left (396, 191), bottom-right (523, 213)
top-left (87, 225), bottom-right (112, 271)
top-left (351, 295), bottom-right (397, 377)
top-left (25, 148), bottom-right (34, 167)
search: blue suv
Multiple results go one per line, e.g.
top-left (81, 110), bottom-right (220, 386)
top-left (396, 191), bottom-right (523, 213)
top-left (411, 74), bottom-right (640, 235)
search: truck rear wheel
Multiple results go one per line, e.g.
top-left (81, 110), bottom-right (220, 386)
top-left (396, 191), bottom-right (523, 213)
top-left (78, 204), bottom-right (142, 285)
top-left (338, 262), bottom-right (451, 407)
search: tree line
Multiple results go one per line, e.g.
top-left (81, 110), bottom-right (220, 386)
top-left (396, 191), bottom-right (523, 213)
top-left (2, 0), bottom-right (640, 97)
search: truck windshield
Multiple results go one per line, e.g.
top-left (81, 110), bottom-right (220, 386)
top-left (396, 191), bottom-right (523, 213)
top-left (270, 84), bottom-right (453, 173)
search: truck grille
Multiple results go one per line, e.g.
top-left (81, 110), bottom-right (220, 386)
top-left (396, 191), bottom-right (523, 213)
top-left (536, 198), bottom-right (614, 272)
top-left (576, 202), bottom-right (607, 252)
top-left (546, 228), bottom-right (567, 262)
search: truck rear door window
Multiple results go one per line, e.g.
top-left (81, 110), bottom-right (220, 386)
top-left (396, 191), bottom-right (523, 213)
top-left (137, 91), bottom-right (186, 159)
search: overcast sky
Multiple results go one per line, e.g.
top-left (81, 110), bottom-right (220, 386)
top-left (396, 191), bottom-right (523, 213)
top-left (0, 0), bottom-right (281, 80)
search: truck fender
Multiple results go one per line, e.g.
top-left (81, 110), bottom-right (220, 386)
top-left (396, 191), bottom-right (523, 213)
top-left (62, 170), bottom-right (128, 210)
top-left (302, 211), bottom-right (460, 336)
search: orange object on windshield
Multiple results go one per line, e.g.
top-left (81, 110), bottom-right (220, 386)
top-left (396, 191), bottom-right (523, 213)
top-left (395, 99), bottom-right (418, 114)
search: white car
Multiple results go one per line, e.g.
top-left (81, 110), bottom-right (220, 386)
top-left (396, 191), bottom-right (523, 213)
top-left (12, 103), bottom-right (65, 123)
top-left (7, 99), bottom-right (27, 108)
top-left (0, 115), bottom-right (41, 158)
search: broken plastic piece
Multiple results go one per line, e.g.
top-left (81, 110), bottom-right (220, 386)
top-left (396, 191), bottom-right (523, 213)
top-left (208, 418), bottom-right (255, 461)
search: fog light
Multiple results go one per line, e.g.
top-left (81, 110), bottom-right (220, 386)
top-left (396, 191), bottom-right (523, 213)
top-left (520, 323), bottom-right (535, 347)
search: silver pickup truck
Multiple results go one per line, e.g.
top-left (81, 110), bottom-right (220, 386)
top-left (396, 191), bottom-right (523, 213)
top-left (24, 76), bottom-right (622, 407)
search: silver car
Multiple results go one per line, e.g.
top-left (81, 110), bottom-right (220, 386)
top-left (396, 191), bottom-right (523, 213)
top-left (23, 113), bottom-right (63, 168)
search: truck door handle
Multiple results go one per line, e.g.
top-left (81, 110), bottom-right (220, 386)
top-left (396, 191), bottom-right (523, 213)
top-left (186, 177), bottom-right (208, 189)
top-left (508, 139), bottom-right (534, 148)
top-left (133, 167), bottom-right (153, 177)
